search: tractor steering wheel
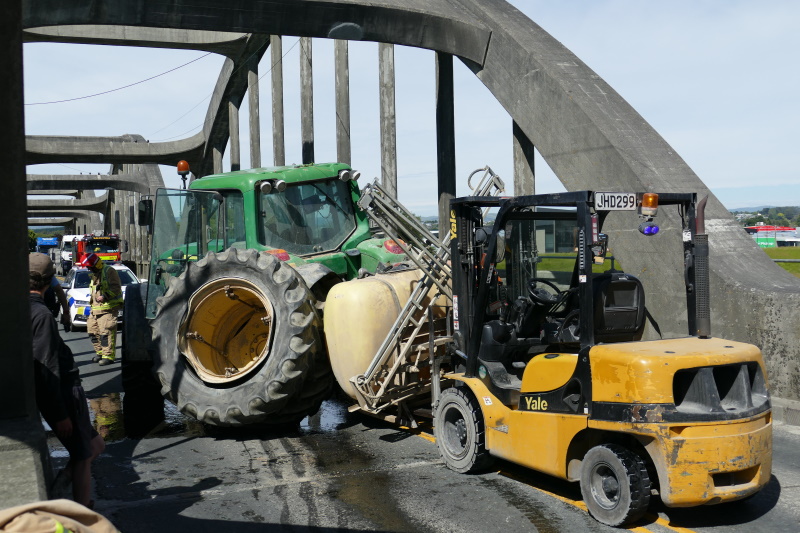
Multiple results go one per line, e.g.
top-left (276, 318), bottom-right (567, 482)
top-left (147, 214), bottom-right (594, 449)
top-left (528, 278), bottom-right (566, 306)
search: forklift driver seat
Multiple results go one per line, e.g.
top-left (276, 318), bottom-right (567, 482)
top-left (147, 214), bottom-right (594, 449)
top-left (592, 272), bottom-right (646, 343)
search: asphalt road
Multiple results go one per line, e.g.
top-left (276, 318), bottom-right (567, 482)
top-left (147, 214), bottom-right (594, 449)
top-left (51, 328), bottom-right (800, 533)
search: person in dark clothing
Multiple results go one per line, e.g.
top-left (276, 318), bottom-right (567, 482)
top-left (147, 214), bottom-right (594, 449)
top-left (29, 252), bottom-right (105, 508)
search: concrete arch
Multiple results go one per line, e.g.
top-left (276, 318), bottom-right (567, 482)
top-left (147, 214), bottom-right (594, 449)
top-left (20, 0), bottom-right (800, 400)
top-left (27, 173), bottom-right (152, 195)
top-left (27, 192), bottom-right (108, 213)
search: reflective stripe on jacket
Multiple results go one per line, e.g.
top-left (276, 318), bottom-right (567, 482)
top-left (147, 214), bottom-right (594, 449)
top-left (90, 265), bottom-right (123, 312)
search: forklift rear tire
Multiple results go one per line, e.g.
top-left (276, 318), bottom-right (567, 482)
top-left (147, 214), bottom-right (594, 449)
top-left (434, 387), bottom-right (494, 474)
top-left (580, 444), bottom-right (651, 527)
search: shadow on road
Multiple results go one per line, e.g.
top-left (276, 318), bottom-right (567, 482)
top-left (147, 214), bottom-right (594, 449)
top-left (657, 474), bottom-right (781, 527)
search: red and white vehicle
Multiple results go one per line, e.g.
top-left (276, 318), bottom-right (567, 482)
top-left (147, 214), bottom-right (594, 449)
top-left (72, 232), bottom-right (126, 266)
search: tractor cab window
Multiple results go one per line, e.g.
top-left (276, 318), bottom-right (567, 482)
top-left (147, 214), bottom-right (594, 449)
top-left (259, 179), bottom-right (357, 255)
top-left (221, 190), bottom-right (246, 249)
top-left (146, 188), bottom-right (224, 318)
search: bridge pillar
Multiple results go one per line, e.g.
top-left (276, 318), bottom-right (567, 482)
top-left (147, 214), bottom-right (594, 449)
top-left (335, 39), bottom-right (351, 165)
top-left (0, 0), bottom-right (52, 507)
top-left (379, 43), bottom-right (397, 198)
top-left (300, 37), bottom-right (314, 165)
top-left (248, 53), bottom-right (261, 169)
top-left (513, 121), bottom-right (535, 196)
top-left (436, 52), bottom-right (456, 239)
top-left (229, 100), bottom-right (240, 171)
top-left (271, 35), bottom-right (285, 167)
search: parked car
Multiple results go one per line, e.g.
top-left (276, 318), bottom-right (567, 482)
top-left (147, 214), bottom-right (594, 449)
top-left (61, 263), bottom-right (141, 329)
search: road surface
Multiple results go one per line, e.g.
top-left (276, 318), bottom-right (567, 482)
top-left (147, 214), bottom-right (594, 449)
top-left (48, 328), bottom-right (800, 532)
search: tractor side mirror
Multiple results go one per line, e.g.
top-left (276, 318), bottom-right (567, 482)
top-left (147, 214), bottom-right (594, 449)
top-left (138, 199), bottom-right (153, 226)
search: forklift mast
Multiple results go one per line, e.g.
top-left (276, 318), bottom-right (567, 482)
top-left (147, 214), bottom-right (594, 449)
top-left (449, 191), bottom-right (700, 380)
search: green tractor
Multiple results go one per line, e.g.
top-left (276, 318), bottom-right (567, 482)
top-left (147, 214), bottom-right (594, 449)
top-left (127, 162), bottom-right (407, 426)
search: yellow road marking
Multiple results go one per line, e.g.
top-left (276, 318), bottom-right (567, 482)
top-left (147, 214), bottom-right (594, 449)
top-left (643, 513), bottom-right (697, 533)
top-left (403, 426), bottom-right (697, 533)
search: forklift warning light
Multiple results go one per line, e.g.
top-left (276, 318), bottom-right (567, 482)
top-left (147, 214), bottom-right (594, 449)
top-left (639, 221), bottom-right (660, 236)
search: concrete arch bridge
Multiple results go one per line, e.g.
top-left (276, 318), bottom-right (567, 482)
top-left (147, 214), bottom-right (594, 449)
top-left (20, 0), bottom-right (800, 405)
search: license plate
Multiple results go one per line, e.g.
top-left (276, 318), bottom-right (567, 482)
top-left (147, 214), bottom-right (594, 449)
top-left (595, 192), bottom-right (637, 211)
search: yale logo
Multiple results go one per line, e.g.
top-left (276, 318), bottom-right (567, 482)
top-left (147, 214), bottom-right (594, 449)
top-left (450, 209), bottom-right (457, 239)
top-left (523, 396), bottom-right (548, 411)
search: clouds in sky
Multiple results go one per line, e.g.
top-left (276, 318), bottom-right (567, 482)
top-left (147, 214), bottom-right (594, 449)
top-left (23, 0), bottom-right (799, 214)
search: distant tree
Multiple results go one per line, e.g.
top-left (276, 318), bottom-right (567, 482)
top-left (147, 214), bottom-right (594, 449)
top-left (742, 215), bottom-right (766, 227)
top-left (28, 230), bottom-right (38, 251)
top-left (775, 214), bottom-right (791, 227)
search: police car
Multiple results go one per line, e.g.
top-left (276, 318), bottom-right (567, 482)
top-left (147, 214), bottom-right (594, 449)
top-left (61, 263), bottom-right (141, 329)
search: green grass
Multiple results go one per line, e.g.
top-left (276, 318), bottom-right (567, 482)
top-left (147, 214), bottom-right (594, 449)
top-left (763, 247), bottom-right (800, 278)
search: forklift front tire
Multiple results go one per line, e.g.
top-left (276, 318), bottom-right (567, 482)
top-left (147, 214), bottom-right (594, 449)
top-left (434, 387), bottom-right (494, 474)
top-left (580, 444), bottom-right (651, 527)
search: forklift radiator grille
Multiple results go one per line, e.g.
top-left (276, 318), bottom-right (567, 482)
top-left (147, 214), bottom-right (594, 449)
top-left (672, 362), bottom-right (769, 416)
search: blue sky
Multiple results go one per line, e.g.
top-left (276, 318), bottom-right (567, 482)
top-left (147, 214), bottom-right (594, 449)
top-left (23, 1), bottom-right (800, 215)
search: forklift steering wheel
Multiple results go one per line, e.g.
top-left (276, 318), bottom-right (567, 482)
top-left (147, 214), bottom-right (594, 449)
top-left (528, 278), bottom-right (564, 306)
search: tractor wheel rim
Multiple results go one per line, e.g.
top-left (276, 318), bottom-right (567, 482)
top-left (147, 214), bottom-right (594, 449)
top-left (178, 277), bottom-right (275, 384)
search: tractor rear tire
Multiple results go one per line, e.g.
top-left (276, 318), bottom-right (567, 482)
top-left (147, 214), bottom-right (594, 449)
top-left (434, 387), bottom-right (494, 473)
top-left (151, 248), bottom-right (332, 426)
top-left (580, 444), bottom-right (651, 527)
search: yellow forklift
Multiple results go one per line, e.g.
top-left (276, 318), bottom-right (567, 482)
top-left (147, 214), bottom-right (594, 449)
top-left (435, 191), bottom-right (772, 526)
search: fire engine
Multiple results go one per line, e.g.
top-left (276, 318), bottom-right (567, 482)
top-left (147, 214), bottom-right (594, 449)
top-left (73, 232), bottom-right (126, 266)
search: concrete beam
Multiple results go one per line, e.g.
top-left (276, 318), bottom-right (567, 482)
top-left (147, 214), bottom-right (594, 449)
top-left (28, 209), bottom-right (97, 218)
top-left (379, 43), bottom-right (397, 197)
top-left (435, 52), bottom-right (455, 239)
top-left (27, 173), bottom-right (151, 195)
top-left (300, 37), bottom-right (314, 165)
top-left (28, 192), bottom-right (108, 213)
top-left (271, 35), bottom-right (285, 166)
top-left (334, 39), bottom-right (351, 165)
top-left (26, 132), bottom-right (204, 167)
top-left (24, 25), bottom-right (249, 56)
top-left (28, 217), bottom-right (74, 226)
top-left (27, 189), bottom-right (79, 196)
top-left (21, 0), bottom-right (491, 65)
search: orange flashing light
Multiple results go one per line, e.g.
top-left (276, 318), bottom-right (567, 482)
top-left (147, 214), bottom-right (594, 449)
top-left (640, 192), bottom-right (658, 217)
top-left (177, 160), bottom-right (190, 176)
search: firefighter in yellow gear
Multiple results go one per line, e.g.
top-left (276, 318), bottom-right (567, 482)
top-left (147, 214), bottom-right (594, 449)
top-left (79, 253), bottom-right (123, 366)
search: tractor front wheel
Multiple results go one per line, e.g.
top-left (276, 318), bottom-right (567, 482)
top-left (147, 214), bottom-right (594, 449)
top-left (580, 444), bottom-right (651, 527)
top-left (151, 248), bottom-right (332, 426)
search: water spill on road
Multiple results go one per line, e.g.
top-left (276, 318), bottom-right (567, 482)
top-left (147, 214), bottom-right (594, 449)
top-left (481, 476), bottom-right (565, 533)
top-left (89, 393), bottom-right (126, 442)
top-left (87, 392), bottom-right (206, 443)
